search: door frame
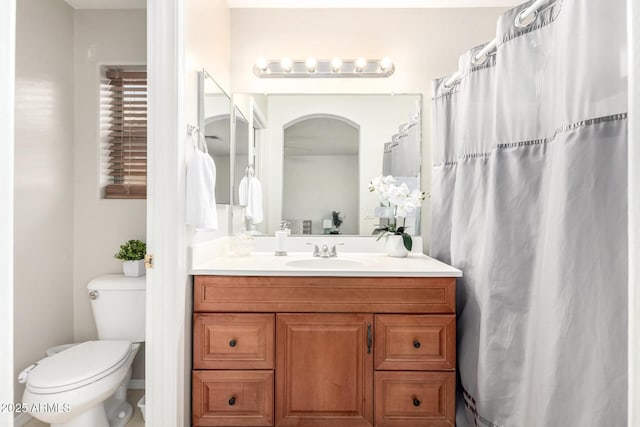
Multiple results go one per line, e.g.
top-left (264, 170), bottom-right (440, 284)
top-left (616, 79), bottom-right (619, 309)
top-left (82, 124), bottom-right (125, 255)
top-left (145, 0), bottom-right (190, 425)
top-left (0, 1), bottom-right (15, 425)
top-left (628, 0), bottom-right (640, 424)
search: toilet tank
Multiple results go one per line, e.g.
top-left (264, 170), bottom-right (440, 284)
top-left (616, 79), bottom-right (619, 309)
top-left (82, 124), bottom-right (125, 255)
top-left (87, 274), bottom-right (145, 342)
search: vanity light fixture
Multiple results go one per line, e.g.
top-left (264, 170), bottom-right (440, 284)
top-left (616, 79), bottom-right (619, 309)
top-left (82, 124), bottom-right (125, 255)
top-left (354, 57), bottom-right (367, 72)
top-left (280, 57), bottom-right (293, 73)
top-left (330, 57), bottom-right (343, 73)
top-left (255, 56), bottom-right (268, 73)
top-left (305, 57), bottom-right (318, 73)
top-left (253, 57), bottom-right (395, 78)
top-left (380, 57), bottom-right (393, 72)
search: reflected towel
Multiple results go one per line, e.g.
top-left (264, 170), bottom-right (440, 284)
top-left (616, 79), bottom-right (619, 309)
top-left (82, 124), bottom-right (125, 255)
top-left (238, 176), bottom-right (249, 206)
top-left (186, 149), bottom-right (218, 230)
top-left (245, 177), bottom-right (263, 225)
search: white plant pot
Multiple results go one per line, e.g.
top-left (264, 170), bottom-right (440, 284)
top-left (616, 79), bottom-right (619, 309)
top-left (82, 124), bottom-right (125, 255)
top-left (123, 259), bottom-right (145, 277)
top-left (385, 234), bottom-right (409, 258)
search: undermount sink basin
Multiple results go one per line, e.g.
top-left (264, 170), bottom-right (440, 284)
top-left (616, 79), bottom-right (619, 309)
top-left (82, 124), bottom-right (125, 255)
top-left (286, 258), bottom-right (365, 269)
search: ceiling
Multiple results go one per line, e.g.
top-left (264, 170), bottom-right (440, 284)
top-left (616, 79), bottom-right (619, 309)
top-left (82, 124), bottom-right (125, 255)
top-left (64, 0), bottom-right (521, 10)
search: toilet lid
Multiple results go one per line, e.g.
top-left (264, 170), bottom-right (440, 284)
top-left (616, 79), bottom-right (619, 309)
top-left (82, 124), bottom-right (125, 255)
top-left (27, 341), bottom-right (131, 394)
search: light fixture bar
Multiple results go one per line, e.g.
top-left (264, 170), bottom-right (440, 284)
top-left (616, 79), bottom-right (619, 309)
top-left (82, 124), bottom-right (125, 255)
top-left (253, 58), bottom-right (395, 78)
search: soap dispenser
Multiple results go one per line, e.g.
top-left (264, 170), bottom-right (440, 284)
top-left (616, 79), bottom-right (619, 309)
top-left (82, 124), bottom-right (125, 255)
top-left (275, 221), bottom-right (289, 256)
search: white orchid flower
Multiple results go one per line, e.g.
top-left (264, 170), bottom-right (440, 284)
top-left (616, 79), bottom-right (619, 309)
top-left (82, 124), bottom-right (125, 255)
top-left (396, 204), bottom-right (410, 218)
top-left (387, 182), bottom-right (411, 206)
top-left (369, 175), bottom-right (396, 204)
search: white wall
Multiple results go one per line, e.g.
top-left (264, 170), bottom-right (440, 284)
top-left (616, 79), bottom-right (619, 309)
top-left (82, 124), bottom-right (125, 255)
top-left (0, 1), bottom-right (15, 423)
top-left (230, 7), bottom-right (505, 249)
top-left (264, 94), bottom-right (418, 234)
top-left (73, 9), bottom-right (147, 379)
top-left (13, 0), bottom-right (75, 400)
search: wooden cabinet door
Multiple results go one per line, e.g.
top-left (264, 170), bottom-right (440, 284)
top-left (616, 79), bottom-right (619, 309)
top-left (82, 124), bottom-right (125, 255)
top-left (276, 313), bottom-right (374, 427)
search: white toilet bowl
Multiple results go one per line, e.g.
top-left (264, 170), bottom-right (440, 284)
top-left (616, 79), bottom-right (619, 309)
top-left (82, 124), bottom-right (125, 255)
top-left (23, 340), bottom-right (140, 427)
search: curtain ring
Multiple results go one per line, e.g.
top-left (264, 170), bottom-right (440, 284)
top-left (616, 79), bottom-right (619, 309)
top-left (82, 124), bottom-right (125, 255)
top-left (515, 0), bottom-right (556, 29)
top-left (442, 78), bottom-right (460, 92)
top-left (515, 8), bottom-right (537, 28)
top-left (442, 79), bottom-right (459, 92)
top-left (471, 51), bottom-right (489, 66)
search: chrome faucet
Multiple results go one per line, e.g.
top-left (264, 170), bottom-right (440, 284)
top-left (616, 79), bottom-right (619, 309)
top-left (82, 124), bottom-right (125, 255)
top-left (307, 243), bottom-right (344, 258)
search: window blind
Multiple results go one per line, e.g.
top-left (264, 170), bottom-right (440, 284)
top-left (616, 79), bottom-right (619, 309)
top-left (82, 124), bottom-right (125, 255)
top-left (102, 69), bottom-right (147, 199)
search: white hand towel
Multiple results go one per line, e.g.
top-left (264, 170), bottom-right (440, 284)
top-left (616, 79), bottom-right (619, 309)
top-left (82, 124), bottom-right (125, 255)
top-left (246, 177), bottom-right (263, 225)
top-left (238, 176), bottom-right (249, 206)
top-left (186, 147), bottom-right (218, 230)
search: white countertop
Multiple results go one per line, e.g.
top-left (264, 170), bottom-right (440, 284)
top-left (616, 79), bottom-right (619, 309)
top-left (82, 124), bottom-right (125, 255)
top-left (190, 251), bottom-right (462, 277)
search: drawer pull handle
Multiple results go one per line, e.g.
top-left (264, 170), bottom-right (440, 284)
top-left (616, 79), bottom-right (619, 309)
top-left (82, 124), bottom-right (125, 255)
top-left (367, 323), bottom-right (372, 354)
top-left (413, 398), bottom-right (421, 407)
top-left (228, 397), bottom-right (236, 406)
top-left (413, 340), bottom-right (421, 349)
top-left (229, 339), bottom-right (237, 347)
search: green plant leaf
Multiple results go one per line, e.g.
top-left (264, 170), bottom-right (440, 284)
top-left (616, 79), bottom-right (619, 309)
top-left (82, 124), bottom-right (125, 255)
top-left (376, 231), bottom-right (389, 241)
top-left (401, 233), bottom-right (413, 251)
top-left (114, 239), bottom-right (146, 261)
top-left (372, 227), bottom-right (389, 235)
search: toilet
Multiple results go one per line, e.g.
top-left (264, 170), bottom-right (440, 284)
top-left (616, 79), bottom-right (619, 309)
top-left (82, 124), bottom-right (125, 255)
top-left (20, 274), bottom-right (145, 427)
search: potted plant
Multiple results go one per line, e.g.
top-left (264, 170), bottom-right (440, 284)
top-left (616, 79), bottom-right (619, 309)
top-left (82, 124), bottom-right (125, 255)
top-left (330, 211), bottom-right (344, 234)
top-left (369, 175), bottom-right (426, 257)
top-left (114, 239), bottom-right (147, 277)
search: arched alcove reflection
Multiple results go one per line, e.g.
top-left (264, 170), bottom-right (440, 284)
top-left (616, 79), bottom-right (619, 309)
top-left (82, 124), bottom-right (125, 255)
top-left (282, 114), bottom-right (360, 235)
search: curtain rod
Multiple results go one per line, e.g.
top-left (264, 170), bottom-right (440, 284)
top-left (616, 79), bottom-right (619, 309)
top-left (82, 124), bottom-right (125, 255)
top-left (443, 0), bottom-right (554, 89)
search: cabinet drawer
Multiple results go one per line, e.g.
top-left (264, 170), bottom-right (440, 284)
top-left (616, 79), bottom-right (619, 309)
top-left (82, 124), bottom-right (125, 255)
top-left (194, 313), bottom-right (274, 369)
top-left (194, 276), bottom-right (455, 313)
top-left (375, 371), bottom-right (455, 427)
top-left (375, 315), bottom-right (455, 371)
top-left (192, 370), bottom-right (274, 427)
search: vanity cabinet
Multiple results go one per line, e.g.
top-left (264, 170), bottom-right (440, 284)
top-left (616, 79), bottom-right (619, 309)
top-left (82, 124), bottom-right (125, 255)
top-left (192, 275), bottom-right (456, 427)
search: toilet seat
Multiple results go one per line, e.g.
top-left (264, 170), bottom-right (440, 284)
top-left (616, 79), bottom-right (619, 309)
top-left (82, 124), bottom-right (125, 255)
top-left (26, 341), bottom-right (132, 394)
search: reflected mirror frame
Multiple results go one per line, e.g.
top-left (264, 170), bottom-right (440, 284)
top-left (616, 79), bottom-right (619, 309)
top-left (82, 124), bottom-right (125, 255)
top-left (197, 69), bottom-right (233, 233)
top-left (231, 103), bottom-right (249, 207)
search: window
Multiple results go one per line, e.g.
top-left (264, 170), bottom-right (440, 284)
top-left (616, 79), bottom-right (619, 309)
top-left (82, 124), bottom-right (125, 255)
top-left (101, 68), bottom-right (147, 199)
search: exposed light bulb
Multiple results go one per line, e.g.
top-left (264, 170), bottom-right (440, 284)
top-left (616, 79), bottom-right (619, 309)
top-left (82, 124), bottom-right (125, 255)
top-left (280, 57), bottom-right (293, 72)
top-left (255, 56), bottom-right (268, 72)
top-left (355, 57), bottom-right (367, 71)
top-left (380, 57), bottom-right (393, 71)
top-left (331, 57), bottom-right (342, 72)
top-left (305, 57), bottom-right (318, 72)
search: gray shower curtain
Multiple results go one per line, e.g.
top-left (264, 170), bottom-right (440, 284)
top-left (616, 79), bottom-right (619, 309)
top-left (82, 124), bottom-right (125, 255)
top-left (430, 0), bottom-right (628, 426)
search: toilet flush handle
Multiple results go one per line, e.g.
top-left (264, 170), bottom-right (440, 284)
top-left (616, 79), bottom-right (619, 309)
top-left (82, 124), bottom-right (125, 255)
top-left (88, 290), bottom-right (99, 300)
top-left (18, 363), bottom-right (38, 384)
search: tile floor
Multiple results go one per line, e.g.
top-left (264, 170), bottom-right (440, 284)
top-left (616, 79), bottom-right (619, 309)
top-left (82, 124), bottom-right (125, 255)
top-left (24, 389), bottom-right (145, 427)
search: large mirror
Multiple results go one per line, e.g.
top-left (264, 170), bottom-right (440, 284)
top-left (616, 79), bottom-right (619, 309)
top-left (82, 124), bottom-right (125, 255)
top-left (198, 70), bottom-right (232, 204)
top-left (233, 93), bottom-right (422, 237)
